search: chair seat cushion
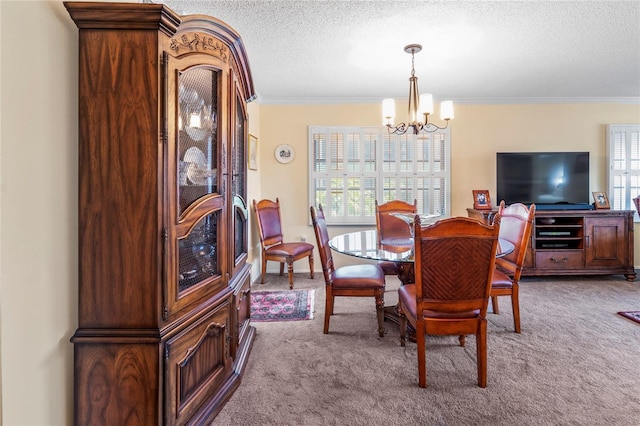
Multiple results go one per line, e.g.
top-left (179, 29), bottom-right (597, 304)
top-left (398, 284), bottom-right (480, 319)
top-left (491, 268), bottom-right (514, 289)
top-left (332, 264), bottom-right (385, 289)
top-left (265, 242), bottom-right (314, 257)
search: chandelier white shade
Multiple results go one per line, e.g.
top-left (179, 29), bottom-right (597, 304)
top-left (383, 44), bottom-right (453, 135)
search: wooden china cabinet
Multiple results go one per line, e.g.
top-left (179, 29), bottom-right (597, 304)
top-left (65, 2), bottom-right (256, 424)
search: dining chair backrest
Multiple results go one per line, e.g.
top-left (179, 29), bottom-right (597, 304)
top-left (489, 201), bottom-right (534, 333)
top-left (310, 205), bottom-right (335, 284)
top-left (495, 201), bottom-right (536, 280)
top-left (254, 198), bottom-right (285, 247)
top-left (375, 199), bottom-right (417, 244)
top-left (413, 216), bottom-right (500, 316)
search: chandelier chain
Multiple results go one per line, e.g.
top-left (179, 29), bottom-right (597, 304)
top-left (411, 51), bottom-right (416, 78)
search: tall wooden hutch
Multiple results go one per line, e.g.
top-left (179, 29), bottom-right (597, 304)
top-left (65, 2), bottom-right (256, 424)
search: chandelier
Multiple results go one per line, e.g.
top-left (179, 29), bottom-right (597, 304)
top-left (382, 44), bottom-right (453, 135)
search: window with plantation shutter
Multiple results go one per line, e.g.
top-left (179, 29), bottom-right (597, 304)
top-left (607, 124), bottom-right (640, 221)
top-left (309, 126), bottom-right (450, 224)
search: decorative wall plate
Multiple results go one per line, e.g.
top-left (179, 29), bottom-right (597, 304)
top-left (275, 144), bottom-right (295, 164)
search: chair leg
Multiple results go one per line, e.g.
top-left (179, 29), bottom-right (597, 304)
top-left (416, 320), bottom-right (427, 388)
top-left (308, 253), bottom-right (314, 279)
top-left (491, 295), bottom-right (499, 314)
top-left (260, 257), bottom-right (267, 284)
top-left (279, 262), bottom-right (285, 276)
top-left (323, 285), bottom-right (333, 334)
top-left (375, 289), bottom-right (385, 337)
top-left (286, 259), bottom-right (294, 290)
top-left (512, 283), bottom-right (521, 333)
top-left (398, 304), bottom-right (407, 347)
top-left (477, 319), bottom-right (488, 388)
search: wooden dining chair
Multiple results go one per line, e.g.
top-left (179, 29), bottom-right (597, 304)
top-left (398, 215), bottom-right (500, 388)
top-left (253, 198), bottom-right (314, 289)
top-left (375, 199), bottom-right (417, 275)
top-left (310, 205), bottom-right (386, 336)
top-left (490, 201), bottom-right (536, 333)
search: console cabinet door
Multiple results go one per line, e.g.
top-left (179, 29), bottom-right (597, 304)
top-left (585, 216), bottom-right (628, 268)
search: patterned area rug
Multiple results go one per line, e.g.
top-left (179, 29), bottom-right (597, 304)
top-left (251, 289), bottom-right (315, 322)
top-left (617, 311), bottom-right (640, 324)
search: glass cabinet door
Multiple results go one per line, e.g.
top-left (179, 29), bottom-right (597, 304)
top-left (177, 67), bottom-right (219, 214)
top-left (178, 211), bottom-right (220, 292)
top-left (166, 63), bottom-right (226, 316)
top-left (232, 94), bottom-right (248, 263)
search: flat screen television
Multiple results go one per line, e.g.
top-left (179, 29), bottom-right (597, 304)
top-left (496, 152), bottom-right (592, 210)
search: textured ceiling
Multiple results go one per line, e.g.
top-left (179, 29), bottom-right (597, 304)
top-left (158, 0), bottom-right (640, 104)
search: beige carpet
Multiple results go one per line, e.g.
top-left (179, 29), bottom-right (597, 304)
top-left (212, 273), bottom-right (640, 425)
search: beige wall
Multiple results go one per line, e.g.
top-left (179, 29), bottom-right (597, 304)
top-left (0, 1), bottom-right (638, 425)
top-left (2, 1), bottom-right (80, 424)
top-left (257, 103), bottom-right (640, 271)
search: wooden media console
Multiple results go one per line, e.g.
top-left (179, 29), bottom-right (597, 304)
top-left (467, 208), bottom-right (636, 281)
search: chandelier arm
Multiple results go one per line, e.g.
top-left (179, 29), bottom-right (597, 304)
top-left (386, 120), bottom-right (449, 135)
top-left (422, 121), bottom-right (449, 132)
top-left (386, 122), bottom-right (409, 135)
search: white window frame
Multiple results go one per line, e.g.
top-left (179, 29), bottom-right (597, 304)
top-left (309, 126), bottom-right (451, 225)
top-left (606, 124), bottom-right (640, 222)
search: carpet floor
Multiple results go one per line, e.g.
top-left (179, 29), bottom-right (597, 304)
top-left (211, 273), bottom-right (640, 425)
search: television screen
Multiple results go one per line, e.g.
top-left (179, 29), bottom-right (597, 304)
top-left (496, 152), bottom-right (590, 209)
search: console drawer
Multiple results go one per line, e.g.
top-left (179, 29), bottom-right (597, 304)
top-left (535, 251), bottom-right (584, 269)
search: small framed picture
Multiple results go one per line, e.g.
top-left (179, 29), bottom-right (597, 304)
top-left (472, 190), bottom-right (492, 210)
top-left (593, 191), bottom-right (610, 209)
top-left (248, 134), bottom-right (258, 170)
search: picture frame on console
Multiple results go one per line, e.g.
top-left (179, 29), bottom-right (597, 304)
top-left (593, 191), bottom-right (610, 209)
top-left (472, 190), bottom-right (492, 210)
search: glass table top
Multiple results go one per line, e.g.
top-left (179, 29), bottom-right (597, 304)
top-left (329, 229), bottom-right (514, 263)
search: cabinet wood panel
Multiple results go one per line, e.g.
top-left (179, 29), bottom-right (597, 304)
top-left (74, 342), bottom-right (160, 425)
top-left (77, 28), bottom-right (162, 329)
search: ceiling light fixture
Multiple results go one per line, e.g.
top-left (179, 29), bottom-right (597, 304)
top-left (382, 44), bottom-right (454, 135)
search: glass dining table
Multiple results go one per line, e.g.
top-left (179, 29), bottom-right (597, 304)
top-left (330, 229), bottom-right (514, 283)
top-left (329, 228), bottom-right (515, 328)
